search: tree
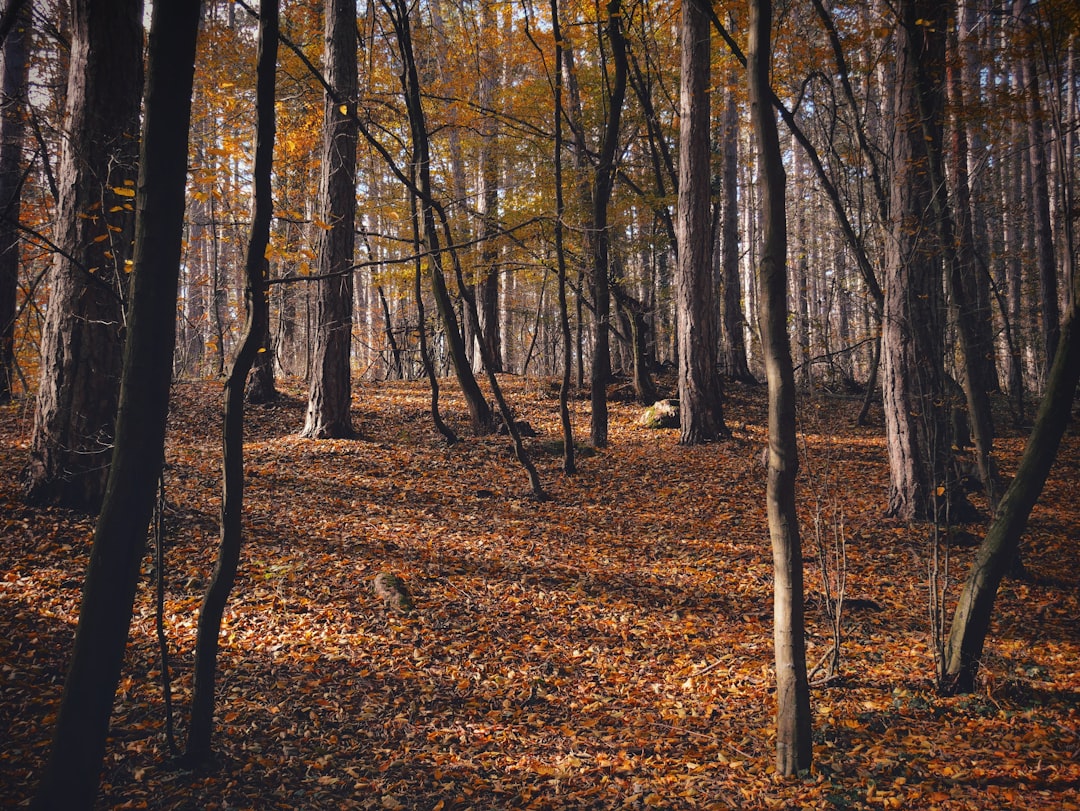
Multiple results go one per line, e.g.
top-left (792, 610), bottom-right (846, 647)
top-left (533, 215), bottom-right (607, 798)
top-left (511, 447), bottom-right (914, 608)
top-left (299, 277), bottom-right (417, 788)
top-left (943, 293), bottom-right (1080, 693)
top-left (675, 0), bottom-right (728, 444)
top-left (184, 0), bottom-right (277, 766)
top-left (588, 0), bottom-right (628, 449)
top-left (880, 0), bottom-right (954, 522)
top-left (31, 1), bottom-right (202, 806)
top-left (23, 0), bottom-right (144, 512)
top-left (748, 0), bottom-right (812, 775)
top-left (301, 0), bottom-right (358, 439)
top-left (0, 0), bottom-right (29, 403)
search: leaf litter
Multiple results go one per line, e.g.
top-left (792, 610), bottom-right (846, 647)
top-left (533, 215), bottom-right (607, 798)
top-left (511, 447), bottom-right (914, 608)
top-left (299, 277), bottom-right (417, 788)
top-left (1, 378), bottom-right (1077, 809)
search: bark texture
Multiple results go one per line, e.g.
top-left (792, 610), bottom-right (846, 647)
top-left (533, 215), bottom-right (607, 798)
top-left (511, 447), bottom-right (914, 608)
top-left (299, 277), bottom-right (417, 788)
top-left (24, 0), bottom-right (143, 511)
top-left (301, 0), bottom-right (358, 439)
top-left (880, 0), bottom-right (952, 521)
top-left (31, 2), bottom-right (200, 806)
top-left (748, 0), bottom-right (812, 776)
top-left (676, 0), bottom-right (727, 445)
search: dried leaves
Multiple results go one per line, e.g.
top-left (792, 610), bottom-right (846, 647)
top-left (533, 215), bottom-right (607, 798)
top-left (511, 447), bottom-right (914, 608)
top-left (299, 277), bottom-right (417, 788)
top-left (0, 380), bottom-right (1077, 809)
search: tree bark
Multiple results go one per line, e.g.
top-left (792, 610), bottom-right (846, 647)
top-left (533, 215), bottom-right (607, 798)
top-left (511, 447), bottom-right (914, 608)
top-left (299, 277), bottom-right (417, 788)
top-left (31, 3), bottom-right (201, 806)
top-left (676, 0), bottom-right (728, 444)
top-left (589, 0), bottom-right (627, 449)
top-left (943, 301), bottom-right (1080, 693)
top-left (718, 79), bottom-right (753, 383)
top-left (749, 0), bottom-right (812, 776)
top-left (23, 0), bottom-right (143, 512)
top-left (301, 0), bottom-right (358, 439)
top-left (184, 0), bottom-right (276, 766)
top-left (881, 0), bottom-right (953, 521)
top-left (0, 0), bottom-right (28, 403)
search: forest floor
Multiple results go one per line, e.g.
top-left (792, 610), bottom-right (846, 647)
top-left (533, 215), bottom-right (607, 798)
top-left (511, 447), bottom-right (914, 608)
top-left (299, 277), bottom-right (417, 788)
top-left (1, 375), bottom-right (1078, 810)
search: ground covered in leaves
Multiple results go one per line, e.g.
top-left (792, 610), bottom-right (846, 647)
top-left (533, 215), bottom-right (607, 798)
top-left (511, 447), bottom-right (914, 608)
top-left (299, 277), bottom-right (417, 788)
top-left (1, 377), bottom-right (1078, 810)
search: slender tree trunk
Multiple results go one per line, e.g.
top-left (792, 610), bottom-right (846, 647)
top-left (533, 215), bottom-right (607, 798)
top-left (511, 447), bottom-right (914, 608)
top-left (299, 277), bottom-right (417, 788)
top-left (389, 0), bottom-right (493, 435)
top-left (748, 0), bottom-right (812, 776)
top-left (719, 80), bottom-right (754, 383)
top-left (943, 298), bottom-right (1080, 693)
top-left (0, 0), bottom-right (28, 403)
top-left (550, 0), bottom-right (575, 474)
top-left (31, 4), bottom-right (201, 806)
top-left (301, 0), bottom-right (358, 439)
top-left (676, 0), bottom-right (728, 444)
top-left (23, 0), bottom-right (144, 512)
top-left (184, 0), bottom-right (276, 766)
top-left (589, 0), bottom-right (628, 449)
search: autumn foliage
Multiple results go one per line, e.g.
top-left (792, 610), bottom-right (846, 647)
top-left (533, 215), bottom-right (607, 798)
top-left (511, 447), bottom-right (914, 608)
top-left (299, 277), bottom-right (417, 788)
top-left (1, 379), bottom-right (1077, 809)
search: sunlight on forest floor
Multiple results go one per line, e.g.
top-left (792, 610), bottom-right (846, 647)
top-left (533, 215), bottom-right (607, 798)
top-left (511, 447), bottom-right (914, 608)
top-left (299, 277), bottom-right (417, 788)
top-left (1, 377), bottom-right (1078, 809)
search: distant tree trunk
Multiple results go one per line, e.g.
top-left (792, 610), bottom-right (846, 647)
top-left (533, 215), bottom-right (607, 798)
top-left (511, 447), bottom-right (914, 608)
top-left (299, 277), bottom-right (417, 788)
top-left (1016, 0), bottom-right (1060, 375)
top-left (0, 0), bottom-right (29, 404)
top-left (748, 0), bottom-right (812, 776)
top-left (589, 0), bottom-right (628, 449)
top-left (943, 299), bottom-right (1080, 693)
top-left (475, 0), bottom-right (502, 373)
top-left (676, 0), bottom-right (728, 444)
top-left (390, 0), bottom-right (492, 435)
top-left (718, 80), bottom-right (753, 383)
top-left (301, 0), bottom-right (357, 439)
top-left (246, 276), bottom-right (277, 403)
top-left (881, 0), bottom-right (953, 522)
top-left (30, 3), bottom-right (201, 806)
top-left (184, 0), bottom-right (276, 766)
top-left (23, 0), bottom-right (144, 512)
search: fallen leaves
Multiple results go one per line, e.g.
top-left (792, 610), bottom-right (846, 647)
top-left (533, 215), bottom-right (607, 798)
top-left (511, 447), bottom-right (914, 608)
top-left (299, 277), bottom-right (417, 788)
top-left (0, 380), bottom-right (1078, 809)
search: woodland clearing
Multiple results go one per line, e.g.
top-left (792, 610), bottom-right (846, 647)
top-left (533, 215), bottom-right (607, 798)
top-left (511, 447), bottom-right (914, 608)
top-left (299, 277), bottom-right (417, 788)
top-left (1, 377), bottom-right (1078, 810)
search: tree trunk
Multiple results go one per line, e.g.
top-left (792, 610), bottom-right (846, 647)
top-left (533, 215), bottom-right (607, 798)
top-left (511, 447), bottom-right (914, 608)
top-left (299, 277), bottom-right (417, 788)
top-left (943, 301), bottom-right (1080, 693)
top-left (550, 0), bottom-right (576, 474)
top-left (301, 0), bottom-right (358, 439)
top-left (589, 0), bottom-right (627, 449)
top-left (23, 0), bottom-right (144, 512)
top-left (184, 0), bottom-right (276, 765)
top-left (31, 3), bottom-right (201, 806)
top-left (748, 0), bottom-right (812, 776)
top-left (676, 0), bottom-right (728, 444)
top-left (0, 0), bottom-right (29, 403)
top-left (718, 80), bottom-right (754, 383)
top-left (880, 0), bottom-right (953, 522)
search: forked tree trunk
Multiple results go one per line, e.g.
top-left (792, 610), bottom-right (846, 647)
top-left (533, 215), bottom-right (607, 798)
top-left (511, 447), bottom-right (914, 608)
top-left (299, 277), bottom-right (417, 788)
top-left (301, 0), bottom-right (358, 440)
top-left (31, 4), bottom-right (201, 806)
top-left (748, 0), bottom-right (812, 776)
top-left (24, 0), bottom-right (143, 512)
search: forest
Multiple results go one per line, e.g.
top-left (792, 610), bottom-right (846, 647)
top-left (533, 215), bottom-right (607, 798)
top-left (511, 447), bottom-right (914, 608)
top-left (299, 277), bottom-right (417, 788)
top-left (0, 0), bottom-right (1077, 808)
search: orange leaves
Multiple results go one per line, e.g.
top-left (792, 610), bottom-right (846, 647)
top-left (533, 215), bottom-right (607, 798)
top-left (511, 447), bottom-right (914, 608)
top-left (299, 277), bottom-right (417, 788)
top-left (1, 378), bottom-right (1078, 808)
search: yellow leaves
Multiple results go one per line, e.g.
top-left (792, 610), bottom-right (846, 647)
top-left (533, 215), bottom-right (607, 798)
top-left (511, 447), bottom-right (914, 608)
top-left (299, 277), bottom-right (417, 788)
top-left (111, 186), bottom-right (136, 198)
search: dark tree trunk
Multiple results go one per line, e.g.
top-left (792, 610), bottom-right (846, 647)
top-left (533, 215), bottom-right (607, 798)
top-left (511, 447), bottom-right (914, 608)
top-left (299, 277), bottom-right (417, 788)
top-left (0, 0), bottom-right (29, 404)
top-left (943, 300), bottom-right (1080, 693)
top-left (748, 0), bottom-right (812, 776)
top-left (23, 0), bottom-right (144, 512)
top-left (881, 0), bottom-right (953, 522)
top-left (676, 0), bottom-right (728, 444)
top-left (550, 0), bottom-right (576, 474)
top-left (589, 0), bottom-right (627, 449)
top-left (301, 0), bottom-right (358, 439)
top-left (718, 79), bottom-right (754, 384)
top-left (184, 0), bottom-right (277, 766)
top-left (31, 3), bottom-right (201, 806)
